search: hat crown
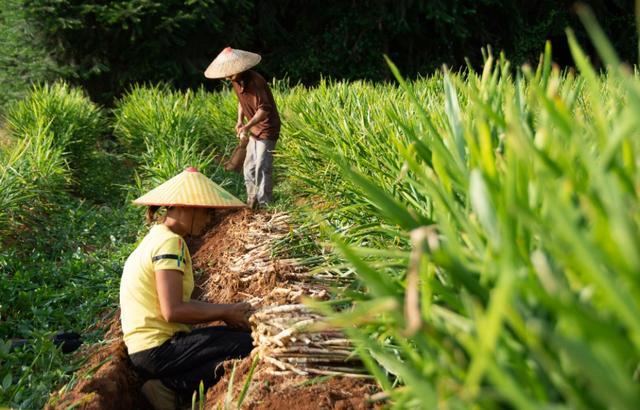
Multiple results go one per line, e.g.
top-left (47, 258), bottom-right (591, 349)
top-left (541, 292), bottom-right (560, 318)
top-left (133, 168), bottom-right (245, 208)
top-left (204, 48), bottom-right (261, 79)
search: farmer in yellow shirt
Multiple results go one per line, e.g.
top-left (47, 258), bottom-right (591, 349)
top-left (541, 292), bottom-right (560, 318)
top-left (120, 167), bottom-right (252, 409)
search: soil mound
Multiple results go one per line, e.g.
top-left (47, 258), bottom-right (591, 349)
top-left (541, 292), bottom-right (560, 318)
top-left (205, 358), bottom-right (379, 410)
top-left (192, 209), bottom-right (329, 306)
top-left (47, 210), bottom-right (379, 409)
top-left (46, 318), bottom-right (150, 410)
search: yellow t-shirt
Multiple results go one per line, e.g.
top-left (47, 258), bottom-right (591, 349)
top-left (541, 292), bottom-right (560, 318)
top-left (120, 224), bottom-right (194, 354)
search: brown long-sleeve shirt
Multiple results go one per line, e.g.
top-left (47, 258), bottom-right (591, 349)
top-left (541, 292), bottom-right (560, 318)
top-left (231, 70), bottom-right (281, 140)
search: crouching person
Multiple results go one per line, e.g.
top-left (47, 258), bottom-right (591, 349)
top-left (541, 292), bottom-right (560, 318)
top-left (120, 167), bottom-right (253, 409)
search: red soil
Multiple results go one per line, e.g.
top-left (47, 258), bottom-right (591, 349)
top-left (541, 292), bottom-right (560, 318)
top-left (205, 358), bottom-right (379, 409)
top-left (46, 320), bottom-right (151, 410)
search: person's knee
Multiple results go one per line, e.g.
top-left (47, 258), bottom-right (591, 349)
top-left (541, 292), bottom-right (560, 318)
top-left (255, 158), bottom-right (273, 175)
top-left (236, 332), bottom-right (254, 356)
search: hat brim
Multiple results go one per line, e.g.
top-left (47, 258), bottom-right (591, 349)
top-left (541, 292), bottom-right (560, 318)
top-left (132, 201), bottom-right (246, 209)
top-left (204, 53), bottom-right (261, 79)
top-left (133, 169), bottom-right (246, 208)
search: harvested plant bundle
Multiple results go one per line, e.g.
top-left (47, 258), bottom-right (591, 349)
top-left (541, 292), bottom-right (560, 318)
top-left (250, 304), bottom-right (370, 378)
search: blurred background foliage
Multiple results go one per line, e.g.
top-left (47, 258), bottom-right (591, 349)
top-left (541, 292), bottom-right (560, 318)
top-left (0, 0), bottom-right (636, 107)
top-left (0, 0), bottom-right (63, 109)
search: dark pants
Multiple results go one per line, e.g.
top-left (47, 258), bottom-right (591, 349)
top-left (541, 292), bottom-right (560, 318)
top-left (129, 326), bottom-right (253, 396)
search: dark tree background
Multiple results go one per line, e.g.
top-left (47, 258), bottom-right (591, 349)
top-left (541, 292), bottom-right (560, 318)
top-left (16, 0), bottom-right (637, 104)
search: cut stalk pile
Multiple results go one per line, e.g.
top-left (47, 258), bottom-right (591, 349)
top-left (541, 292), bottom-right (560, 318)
top-left (251, 304), bottom-right (369, 378)
top-left (201, 212), bottom-right (329, 306)
top-left (201, 211), bottom-right (362, 377)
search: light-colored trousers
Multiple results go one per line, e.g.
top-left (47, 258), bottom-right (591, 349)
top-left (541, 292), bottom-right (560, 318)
top-left (243, 137), bottom-right (276, 205)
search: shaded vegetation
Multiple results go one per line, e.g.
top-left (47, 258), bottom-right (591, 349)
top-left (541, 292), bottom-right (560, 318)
top-left (4, 0), bottom-right (635, 105)
top-left (0, 0), bottom-right (61, 111)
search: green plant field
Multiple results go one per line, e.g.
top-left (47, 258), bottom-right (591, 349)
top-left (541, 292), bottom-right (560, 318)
top-left (0, 202), bottom-right (140, 408)
top-left (0, 82), bottom-right (142, 408)
top-left (113, 84), bottom-right (244, 198)
top-left (276, 21), bottom-right (640, 410)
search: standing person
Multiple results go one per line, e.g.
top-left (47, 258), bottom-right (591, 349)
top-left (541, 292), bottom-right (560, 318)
top-left (205, 47), bottom-right (281, 209)
top-left (120, 167), bottom-right (253, 410)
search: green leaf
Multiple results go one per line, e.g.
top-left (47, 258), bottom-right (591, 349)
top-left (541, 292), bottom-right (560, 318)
top-left (331, 234), bottom-right (400, 299)
top-left (465, 269), bottom-right (515, 396)
top-left (443, 73), bottom-right (466, 165)
top-left (224, 362), bottom-right (237, 409)
top-left (540, 40), bottom-right (552, 90)
top-left (236, 354), bottom-right (259, 409)
top-left (2, 372), bottom-right (12, 391)
top-left (332, 158), bottom-right (429, 230)
top-left (575, 4), bottom-right (621, 69)
top-left (469, 169), bottom-right (500, 247)
top-left (350, 330), bottom-right (437, 410)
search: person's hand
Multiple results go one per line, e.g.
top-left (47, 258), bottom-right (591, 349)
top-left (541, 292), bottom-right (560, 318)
top-left (224, 302), bottom-right (252, 331)
top-left (239, 124), bottom-right (253, 136)
top-left (235, 122), bottom-right (243, 135)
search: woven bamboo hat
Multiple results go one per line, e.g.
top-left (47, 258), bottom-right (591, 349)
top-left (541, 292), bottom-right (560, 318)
top-left (133, 167), bottom-right (245, 208)
top-left (204, 47), bottom-right (261, 79)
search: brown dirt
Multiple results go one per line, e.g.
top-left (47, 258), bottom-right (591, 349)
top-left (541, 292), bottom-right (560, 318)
top-left (192, 209), bottom-right (330, 307)
top-left (192, 209), bottom-right (261, 303)
top-left (46, 315), bottom-right (151, 410)
top-left (205, 358), bottom-right (379, 410)
top-left (47, 209), bottom-right (379, 409)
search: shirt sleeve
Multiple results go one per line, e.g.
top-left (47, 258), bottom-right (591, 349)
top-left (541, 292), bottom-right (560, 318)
top-left (254, 77), bottom-right (274, 113)
top-left (151, 236), bottom-right (188, 274)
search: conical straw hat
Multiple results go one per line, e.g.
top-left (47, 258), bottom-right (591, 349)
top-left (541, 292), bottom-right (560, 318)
top-left (204, 47), bottom-right (261, 79)
top-left (133, 167), bottom-right (245, 208)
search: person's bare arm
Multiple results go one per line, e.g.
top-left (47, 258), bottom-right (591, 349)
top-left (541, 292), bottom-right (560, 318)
top-left (156, 269), bottom-right (250, 328)
top-left (239, 108), bottom-right (267, 134)
top-left (235, 103), bottom-right (244, 135)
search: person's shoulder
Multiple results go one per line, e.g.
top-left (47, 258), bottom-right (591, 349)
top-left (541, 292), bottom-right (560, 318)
top-left (150, 224), bottom-right (183, 243)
